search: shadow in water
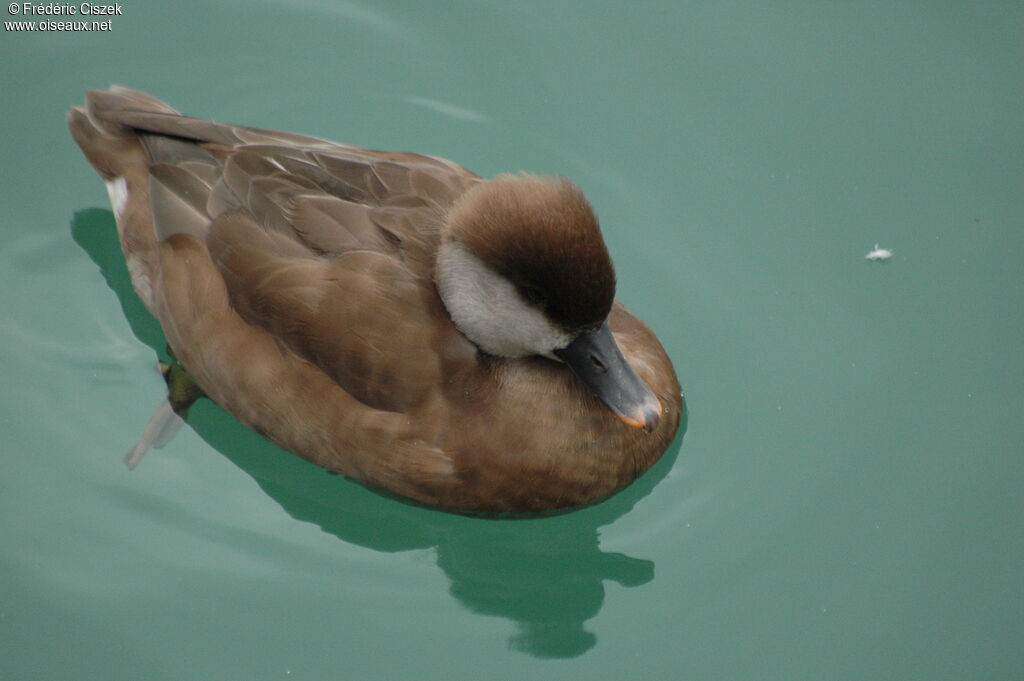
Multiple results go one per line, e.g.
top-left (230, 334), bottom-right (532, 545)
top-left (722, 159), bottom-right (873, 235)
top-left (72, 208), bottom-right (687, 658)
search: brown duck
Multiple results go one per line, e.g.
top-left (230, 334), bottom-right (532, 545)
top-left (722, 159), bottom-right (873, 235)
top-left (68, 87), bottom-right (682, 514)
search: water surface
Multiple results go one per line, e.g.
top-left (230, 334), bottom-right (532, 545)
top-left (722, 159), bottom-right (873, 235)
top-left (2, 1), bottom-right (1022, 678)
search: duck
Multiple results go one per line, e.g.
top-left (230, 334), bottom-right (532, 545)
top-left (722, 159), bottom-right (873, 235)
top-left (68, 86), bottom-right (682, 514)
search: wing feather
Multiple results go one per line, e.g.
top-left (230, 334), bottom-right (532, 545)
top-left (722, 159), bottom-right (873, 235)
top-left (95, 98), bottom-right (480, 413)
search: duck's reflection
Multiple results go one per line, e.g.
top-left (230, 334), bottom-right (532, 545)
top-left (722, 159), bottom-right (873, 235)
top-left (73, 208), bottom-right (685, 659)
top-left (192, 400), bottom-right (679, 657)
top-left (433, 511), bottom-right (658, 657)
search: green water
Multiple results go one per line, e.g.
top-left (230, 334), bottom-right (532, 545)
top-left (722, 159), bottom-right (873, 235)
top-left (2, 1), bottom-right (1023, 678)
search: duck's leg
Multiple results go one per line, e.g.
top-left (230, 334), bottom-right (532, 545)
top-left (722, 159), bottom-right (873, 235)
top-left (160, 349), bottom-right (207, 419)
top-left (123, 350), bottom-right (206, 469)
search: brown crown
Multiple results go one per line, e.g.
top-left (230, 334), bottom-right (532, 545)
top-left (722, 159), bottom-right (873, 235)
top-left (446, 174), bottom-right (616, 331)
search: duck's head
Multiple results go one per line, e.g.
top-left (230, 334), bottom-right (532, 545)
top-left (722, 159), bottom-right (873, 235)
top-left (436, 174), bottom-right (661, 431)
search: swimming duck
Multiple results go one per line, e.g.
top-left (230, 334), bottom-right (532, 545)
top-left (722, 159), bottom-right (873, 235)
top-left (68, 87), bottom-right (682, 514)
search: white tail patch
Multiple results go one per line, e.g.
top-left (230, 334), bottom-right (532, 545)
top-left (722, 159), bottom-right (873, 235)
top-left (104, 176), bottom-right (129, 225)
top-left (103, 176), bottom-right (154, 308)
top-left (126, 255), bottom-right (154, 309)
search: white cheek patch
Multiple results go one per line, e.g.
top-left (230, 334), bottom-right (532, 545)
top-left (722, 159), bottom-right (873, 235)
top-left (436, 241), bottom-right (571, 358)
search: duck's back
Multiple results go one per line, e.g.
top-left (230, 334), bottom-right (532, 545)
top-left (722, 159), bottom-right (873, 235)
top-left (70, 87), bottom-right (482, 413)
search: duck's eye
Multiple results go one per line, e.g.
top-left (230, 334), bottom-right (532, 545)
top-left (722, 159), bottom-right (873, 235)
top-left (520, 285), bottom-right (546, 307)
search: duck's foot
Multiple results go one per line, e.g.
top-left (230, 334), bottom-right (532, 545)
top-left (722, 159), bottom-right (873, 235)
top-left (123, 353), bottom-right (206, 469)
top-left (124, 400), bottom-right (184, 469)
top-left (160, 354), bottom-right (207, 419)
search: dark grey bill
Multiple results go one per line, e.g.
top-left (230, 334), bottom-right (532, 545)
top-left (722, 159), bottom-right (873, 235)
top-left (554, 322), bottom-right (661, 431)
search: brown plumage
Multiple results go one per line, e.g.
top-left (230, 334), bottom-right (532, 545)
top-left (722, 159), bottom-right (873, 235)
top-left (68, 86), bottom-right (682, 514)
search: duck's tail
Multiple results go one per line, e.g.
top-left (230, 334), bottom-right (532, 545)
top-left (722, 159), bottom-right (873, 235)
top-left (68, 87), bottom-right (185, 317)
top-left (69, 88), bottom-right (204, 468)
top-left (67, 86), bottom-right (180, 180)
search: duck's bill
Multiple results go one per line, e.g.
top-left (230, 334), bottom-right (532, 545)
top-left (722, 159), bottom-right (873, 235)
top-left (554, 322), bottom-right (661, 432)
